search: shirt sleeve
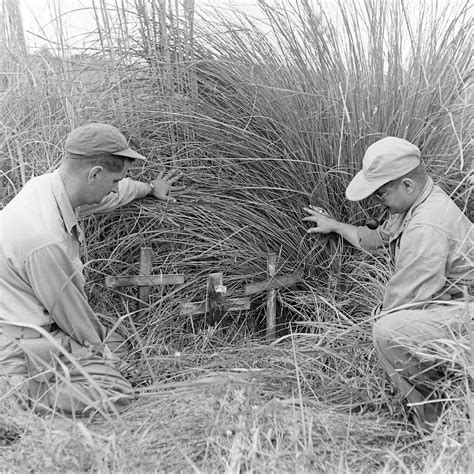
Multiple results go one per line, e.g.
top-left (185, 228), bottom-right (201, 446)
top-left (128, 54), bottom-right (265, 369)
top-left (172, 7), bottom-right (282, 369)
top-left (78, 178), bottom-right (151, 216)
top-left (356, 215), bottom-right (402, 253)
top-left (356, 226), bottom-right (386, 253)
top-left (25, 243), bottom-right (106, 349)
top-left (382, 223), bottom-right (449, 311)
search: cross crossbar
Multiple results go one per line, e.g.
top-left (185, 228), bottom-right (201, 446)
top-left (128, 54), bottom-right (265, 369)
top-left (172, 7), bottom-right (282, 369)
top-left (244, 273), bottom-right (302, 296)
top-left (105, 275), bottom-right (185, 288)
top-left (105, 247), bottom-right (184, 322)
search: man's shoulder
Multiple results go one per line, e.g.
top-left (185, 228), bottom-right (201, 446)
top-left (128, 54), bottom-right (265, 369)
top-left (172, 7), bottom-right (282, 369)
top-left (416, 185), bottom-right (466, 218)
top-left (2, 173), bottom-right (53, 207)
top-left (2, 173), bottom-right (54, 220)
top-left (410, 185), bottom-right (471, 234)
top-left (18, 173), bottom-right (52, 192)
top-left (1, 173), bottom-right (64, 258)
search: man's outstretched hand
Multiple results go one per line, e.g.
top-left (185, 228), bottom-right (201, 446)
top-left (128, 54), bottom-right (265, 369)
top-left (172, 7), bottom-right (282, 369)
top-left (302, 205), bottom-right (338, 234)
top-left (149, 168), bottom-right (185, 203)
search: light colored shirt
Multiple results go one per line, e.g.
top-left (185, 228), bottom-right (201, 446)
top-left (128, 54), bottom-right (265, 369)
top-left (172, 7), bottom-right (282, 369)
top-left (356, 177), bottom-right (473, 311)
top-left (0, 170), bottom-right (150, 349)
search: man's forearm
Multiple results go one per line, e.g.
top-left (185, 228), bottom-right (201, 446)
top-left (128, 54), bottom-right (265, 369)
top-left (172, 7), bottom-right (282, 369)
top-left (132, 179), bottom-right (154, 198)
top-left (332, 221), bottom-right (362, 248)
top-left (79, 178), bottom-right (151, 216)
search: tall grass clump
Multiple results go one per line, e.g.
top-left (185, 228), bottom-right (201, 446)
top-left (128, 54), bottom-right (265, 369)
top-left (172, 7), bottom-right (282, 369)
top-left (79, 0), bottom-right (472, 339)
top-left (79, 2), bottom-right (472, 450)
top-left (0, 0), bottom-right (472, 471)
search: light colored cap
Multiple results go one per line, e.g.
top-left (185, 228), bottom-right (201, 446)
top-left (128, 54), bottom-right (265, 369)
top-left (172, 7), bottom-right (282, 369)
top-left (345, 137), bottom-right (421, 201)
top-left (65, 123), bottom-right (146, 160)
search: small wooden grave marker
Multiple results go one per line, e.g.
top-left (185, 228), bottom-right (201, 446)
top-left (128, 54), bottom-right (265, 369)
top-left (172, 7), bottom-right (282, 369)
top-left (180, 272), bottom-right (251, 324)
top-left (244, 253), bottom-right (302, 340)
top-left (105, 247), bottom-right (185, 321)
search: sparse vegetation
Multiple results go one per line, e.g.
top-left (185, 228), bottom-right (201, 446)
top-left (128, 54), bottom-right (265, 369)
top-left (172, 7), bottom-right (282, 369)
top-left (0, 0), bottom-right (472, 472)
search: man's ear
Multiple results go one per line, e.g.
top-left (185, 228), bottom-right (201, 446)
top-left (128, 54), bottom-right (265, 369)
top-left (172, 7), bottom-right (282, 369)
top-left (87, 166), bottom-right (103, 183)
top-left (401, 178), bottom-right (416, 194)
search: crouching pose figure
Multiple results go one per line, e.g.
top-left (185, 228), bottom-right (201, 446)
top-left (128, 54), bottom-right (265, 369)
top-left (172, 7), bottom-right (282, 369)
top-left (303, 137), bottom-right (473, 433)
top-left (0, 123), bottom-right (183, 416)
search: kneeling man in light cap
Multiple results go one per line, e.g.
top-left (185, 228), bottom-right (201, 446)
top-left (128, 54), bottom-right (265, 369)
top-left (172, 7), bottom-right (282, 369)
top-left (0, 123), bottom-right (184, 416)
top-left (303, 136), bottom-right (473, 433)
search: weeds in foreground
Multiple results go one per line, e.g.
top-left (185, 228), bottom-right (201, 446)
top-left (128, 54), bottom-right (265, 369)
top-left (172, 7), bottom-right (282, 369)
top-left (1, 330), bottom-right (471, 472)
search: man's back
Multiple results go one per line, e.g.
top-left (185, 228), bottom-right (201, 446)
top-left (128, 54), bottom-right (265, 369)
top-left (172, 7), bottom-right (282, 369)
top-left (384, 181), bottom-right (474, 308)
top-left (0, 172), bottom-right (84, 325)
top-left (410, 183), bottom-right (473, 282)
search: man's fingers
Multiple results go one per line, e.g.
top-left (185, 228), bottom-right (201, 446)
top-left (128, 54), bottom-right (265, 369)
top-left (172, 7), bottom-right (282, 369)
top-left (163, 169), bottom-right (183, 181)
top-left (170, 185), bottom-right (186, 192)
top-left (156, 168), bottom-right (182, 179)
top-left (166, 173), bottom-right (184, 184)
top-left (303, 206), bottom-right (324, 215)
top-left (156, 194), bottom-right (176, 203)
top-left (302, 215), bottom-right (325, 223)
top-left (308, 205), bottom-right (331, 216)
top-left (306, 227), bottom-right (324, 234)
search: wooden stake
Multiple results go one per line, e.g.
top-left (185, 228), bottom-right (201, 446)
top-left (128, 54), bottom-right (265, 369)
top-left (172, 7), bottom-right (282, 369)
top-left (207, 272), bottom-right (227, 324)
top-left (138, 247), bottom-right (152, 317)
top-left (180, 272), bottom-right (251, 322)
top-left (266, 253), bottom-right (277, 340)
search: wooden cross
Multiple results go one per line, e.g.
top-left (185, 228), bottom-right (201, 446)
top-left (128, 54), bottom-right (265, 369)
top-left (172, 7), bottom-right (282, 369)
top-left (105, 247), bottom-right (185, 322)
top-left (105, 249), bottom-right (301, 338)
top-left (180, 272), bottom-right (251, 325)
top-left (181, 254), bottom-right (302, 339)
top-left (244, 253), bottom-right (302, 340)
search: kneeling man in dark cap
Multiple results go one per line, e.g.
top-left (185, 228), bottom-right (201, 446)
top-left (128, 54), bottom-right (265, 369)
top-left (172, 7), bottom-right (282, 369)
top-left (0, 123), bottom-right (183, 416)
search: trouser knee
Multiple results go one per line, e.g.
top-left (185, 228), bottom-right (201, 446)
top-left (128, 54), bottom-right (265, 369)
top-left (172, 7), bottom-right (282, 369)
top-left (372, 310), bottom-right (417, 370)
top-left (372, 313), bottom-right (401, 353)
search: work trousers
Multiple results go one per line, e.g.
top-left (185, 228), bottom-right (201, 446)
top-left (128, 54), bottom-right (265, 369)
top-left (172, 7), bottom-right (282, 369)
top-left (372, 301), bottom-right (472, 424)
top-left (0, 325), bottom-right (134, 416)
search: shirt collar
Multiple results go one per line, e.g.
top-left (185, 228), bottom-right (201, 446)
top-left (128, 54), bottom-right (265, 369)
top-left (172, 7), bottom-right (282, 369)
top-left (50, 170), bottom-right (78, 234)
top-left (381, 177), bottom-right (434, 242)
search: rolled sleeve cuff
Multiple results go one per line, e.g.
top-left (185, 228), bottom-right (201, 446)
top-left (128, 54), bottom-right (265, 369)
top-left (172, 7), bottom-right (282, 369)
top-left (132, 180), bottom-right (153, 199)
top-left (79, 179), bottom-right (151, 216)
